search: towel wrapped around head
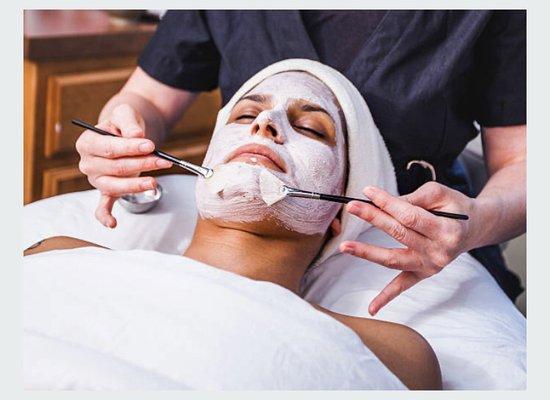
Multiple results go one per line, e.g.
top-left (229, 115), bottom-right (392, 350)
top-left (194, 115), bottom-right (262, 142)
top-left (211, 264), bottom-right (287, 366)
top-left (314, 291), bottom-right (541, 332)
top-left (210, 58), bottom-right (398, 265)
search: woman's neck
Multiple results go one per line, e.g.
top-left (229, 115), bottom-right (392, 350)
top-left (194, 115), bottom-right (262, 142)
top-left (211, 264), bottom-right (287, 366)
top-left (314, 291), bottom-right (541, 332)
top-left (183, 218), bottom-right (323, 294)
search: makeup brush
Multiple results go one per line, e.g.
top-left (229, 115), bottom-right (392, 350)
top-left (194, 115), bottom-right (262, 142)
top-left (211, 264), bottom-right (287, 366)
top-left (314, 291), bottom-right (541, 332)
top-left (259, 169), bottom-right (469, 221)
top-left (71, 119), bottom-right (214, 179)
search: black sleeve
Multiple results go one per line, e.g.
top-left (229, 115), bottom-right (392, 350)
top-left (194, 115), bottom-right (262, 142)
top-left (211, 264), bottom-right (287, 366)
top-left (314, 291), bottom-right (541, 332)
top-left (138, 10), bottom-right (220, 92)
top-left (473, 10), bottom-right (526, 127)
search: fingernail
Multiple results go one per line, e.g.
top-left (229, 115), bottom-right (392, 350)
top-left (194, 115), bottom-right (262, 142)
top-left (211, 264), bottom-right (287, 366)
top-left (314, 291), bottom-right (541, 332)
top-left (347, 202), bottom-right (360, 214)
top-left (363, 186), bottom-right (375, 196)
top-left (340, 243), bottom-right (354, 255)
top-left (156, 159), bottom-right (172, 168)
top-left (141, 178), bottom-right (155, 190)
top-left (139, 142), bottom-right (154, 152)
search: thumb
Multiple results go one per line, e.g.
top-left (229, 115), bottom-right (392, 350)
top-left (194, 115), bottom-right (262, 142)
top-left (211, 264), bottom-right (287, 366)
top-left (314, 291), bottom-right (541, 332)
top-left (120, 120), bottom-right (145, 139)
top-left (111, 104), bottom-right (145, 138)
top-left (401, 181), bottom-right (446, 209)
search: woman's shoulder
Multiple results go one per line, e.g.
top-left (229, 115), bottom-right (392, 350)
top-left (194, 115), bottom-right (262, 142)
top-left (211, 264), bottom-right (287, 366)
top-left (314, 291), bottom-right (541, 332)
top-left (314, 305), bottom-right (442, 390)
top-left (23, 236), bottom-right (107, 257)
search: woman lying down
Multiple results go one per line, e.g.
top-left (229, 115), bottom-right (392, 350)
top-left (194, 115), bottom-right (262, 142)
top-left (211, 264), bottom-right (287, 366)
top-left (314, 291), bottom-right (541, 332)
top-left (23, 60), bottom-right (441, 390)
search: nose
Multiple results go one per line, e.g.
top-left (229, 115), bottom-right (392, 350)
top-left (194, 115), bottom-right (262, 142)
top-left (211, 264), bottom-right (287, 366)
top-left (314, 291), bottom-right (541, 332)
top-left (250, 111), bottom-right (285, 144)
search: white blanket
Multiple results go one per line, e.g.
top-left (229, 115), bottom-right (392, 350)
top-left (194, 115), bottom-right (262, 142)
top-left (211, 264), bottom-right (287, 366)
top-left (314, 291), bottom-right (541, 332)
top-left (23, 248), bottom-right (405, 390)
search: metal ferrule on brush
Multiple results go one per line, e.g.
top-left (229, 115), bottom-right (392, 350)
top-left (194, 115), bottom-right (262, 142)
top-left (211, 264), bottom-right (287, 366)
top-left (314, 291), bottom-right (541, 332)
top-left (283, 186), bottom-right (321, 200)
top-left (152, 149), bottom-right (214, 178)
top-left (176, 160), bottom-right (214, 179)
top-left (167, 156), bottom-right (213, 178)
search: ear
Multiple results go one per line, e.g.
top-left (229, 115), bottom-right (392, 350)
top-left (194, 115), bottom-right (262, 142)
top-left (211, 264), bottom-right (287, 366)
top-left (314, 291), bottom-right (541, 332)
top-left (330, 217), bottom-right (342, 236)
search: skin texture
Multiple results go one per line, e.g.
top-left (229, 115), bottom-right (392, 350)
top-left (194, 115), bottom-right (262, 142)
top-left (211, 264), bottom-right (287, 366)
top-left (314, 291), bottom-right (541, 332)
top-left (340, 124), bottom-right (526, 316)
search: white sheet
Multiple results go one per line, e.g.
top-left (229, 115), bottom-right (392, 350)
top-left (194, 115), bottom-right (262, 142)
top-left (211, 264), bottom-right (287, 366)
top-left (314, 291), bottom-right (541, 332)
top-left (22, 174), bottom-right (526, 389)
top-left (23, 248), bottom-right (404, 390)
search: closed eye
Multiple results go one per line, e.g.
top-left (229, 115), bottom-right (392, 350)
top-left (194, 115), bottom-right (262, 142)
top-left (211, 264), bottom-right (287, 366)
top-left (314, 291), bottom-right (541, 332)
top-left (236, 114), bottom-right (257, 122)
top-left (294, 125), bottom-right (325, 139)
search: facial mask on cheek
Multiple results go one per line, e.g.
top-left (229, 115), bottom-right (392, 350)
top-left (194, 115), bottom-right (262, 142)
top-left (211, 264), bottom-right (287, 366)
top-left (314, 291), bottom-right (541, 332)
top-left (195, 126), bottom-right (344, 235)
top-left (195, 72), bottom-right (346, 235)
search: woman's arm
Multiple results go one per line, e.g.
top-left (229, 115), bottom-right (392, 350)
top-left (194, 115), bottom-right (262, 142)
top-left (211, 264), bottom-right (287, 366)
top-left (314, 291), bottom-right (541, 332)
top-left (468, 125), bottom-right (526, 247)
top-left (315, 305), bottom-right (442, 390)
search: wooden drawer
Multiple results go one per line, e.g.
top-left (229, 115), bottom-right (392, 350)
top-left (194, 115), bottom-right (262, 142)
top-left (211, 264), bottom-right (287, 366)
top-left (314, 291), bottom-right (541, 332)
top-left (44, 67), bottom-right (134, 158)
top-left (42, 164), bottom-right (90, 198)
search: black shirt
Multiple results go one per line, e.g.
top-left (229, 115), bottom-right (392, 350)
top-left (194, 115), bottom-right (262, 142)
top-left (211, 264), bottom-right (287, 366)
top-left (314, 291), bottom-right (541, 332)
top-left (139, 10), bottom-right (526, 195)
top-left (301, 10), bottom-right (388, 73)
top-left (138, 10), bottom-right (525, 300)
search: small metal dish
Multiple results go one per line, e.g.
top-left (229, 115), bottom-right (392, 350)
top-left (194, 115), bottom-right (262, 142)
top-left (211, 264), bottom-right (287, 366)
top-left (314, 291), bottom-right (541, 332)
top-left (118, 184), bottom-right (163, 214)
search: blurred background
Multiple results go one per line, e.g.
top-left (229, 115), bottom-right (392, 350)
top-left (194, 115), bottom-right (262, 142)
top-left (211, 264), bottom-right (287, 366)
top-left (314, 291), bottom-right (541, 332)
top-left (23, 9), bottom-right (525, 315)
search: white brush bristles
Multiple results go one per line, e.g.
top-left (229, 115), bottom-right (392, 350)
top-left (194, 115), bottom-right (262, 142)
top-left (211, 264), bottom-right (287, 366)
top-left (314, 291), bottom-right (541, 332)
top-left (259, 169), bottom-right (287, 206)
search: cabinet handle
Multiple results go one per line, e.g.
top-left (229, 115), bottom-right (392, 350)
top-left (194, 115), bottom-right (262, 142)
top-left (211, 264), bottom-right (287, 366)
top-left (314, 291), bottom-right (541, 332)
top-left (55, 122), bottom-right (62, 135)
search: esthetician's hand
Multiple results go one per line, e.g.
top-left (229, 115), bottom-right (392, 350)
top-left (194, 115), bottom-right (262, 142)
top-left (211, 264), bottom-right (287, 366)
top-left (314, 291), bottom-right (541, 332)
top-left (76, 104), bottom-right (173, 228)
top-left (340, 182), bottom-right (477, 315)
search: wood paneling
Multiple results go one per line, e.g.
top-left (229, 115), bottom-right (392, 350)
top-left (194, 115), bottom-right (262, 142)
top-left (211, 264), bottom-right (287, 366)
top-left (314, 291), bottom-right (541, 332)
top-left (44, 67), bottom-right (134, 157)
top-left (24, 61), bottom-right (38, 204)
top-left (42, 165), bottom-right (91, 198)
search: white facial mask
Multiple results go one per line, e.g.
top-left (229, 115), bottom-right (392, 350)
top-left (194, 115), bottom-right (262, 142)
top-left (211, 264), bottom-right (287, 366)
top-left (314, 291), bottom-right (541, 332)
top-left (195, 72), bottom-right (346, 235)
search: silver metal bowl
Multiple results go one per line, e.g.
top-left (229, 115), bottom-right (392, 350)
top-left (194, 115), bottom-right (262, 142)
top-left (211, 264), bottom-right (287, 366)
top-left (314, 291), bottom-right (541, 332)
top-left (118, 184), bottom-right (163, 214)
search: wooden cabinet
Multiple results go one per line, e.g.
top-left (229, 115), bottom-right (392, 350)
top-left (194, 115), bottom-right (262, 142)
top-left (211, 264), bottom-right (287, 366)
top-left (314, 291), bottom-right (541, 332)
top-left (24, 11), bottom-right (220, 204)
top-left (44, 67), bottom-right (135, 157)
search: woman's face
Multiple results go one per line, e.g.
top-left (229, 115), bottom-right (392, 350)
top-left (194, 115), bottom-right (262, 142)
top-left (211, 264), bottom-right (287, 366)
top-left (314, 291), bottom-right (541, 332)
top-left (195, 71), bottom-right (347, 236)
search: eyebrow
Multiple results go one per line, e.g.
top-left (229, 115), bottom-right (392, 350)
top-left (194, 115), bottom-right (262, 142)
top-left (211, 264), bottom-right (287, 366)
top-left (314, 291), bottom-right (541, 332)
top-left (236, 93), bottom-right (272, 105)
top-left (235, 94), bottom-right (337, 127)
top-left (299, 103), bottom-right (335, 123)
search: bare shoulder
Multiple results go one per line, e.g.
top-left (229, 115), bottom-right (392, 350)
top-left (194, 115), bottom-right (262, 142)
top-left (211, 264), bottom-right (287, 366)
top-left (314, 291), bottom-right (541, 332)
top-left (314, 304), bottom-right (442, 390)
top-left (24, 236), bottom-right (107, 257)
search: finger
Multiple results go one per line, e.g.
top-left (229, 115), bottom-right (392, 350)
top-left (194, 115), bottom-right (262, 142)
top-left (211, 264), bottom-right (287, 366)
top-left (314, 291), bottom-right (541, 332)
top-left (330, 218), bottom-right (342, 236)
top-left (76, 131), bottom-right (155, 159)
top-left (83, 155), bottom-right (172, 177)
top-left (369, 272), bottom-right (422, 316)
top-left (340, 241), bottom-right (420, 271)
top-left (363, 186), bottom-right (440, 237)
top-left (93, 176), bottom-right (157, 197)
top-left (346, 201), bottom-right (426, 250)
top-left (95, 120), bottom-right (122, 136)
top-left (110, 104), bottom-right (145, 138)
top-left (95, 195), bottom-right (117, 228)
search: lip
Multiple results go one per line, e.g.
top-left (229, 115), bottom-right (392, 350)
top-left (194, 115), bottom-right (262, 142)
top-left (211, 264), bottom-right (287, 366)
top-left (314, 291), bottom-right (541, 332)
top-left (225, 144), bottom-right (287, 173)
